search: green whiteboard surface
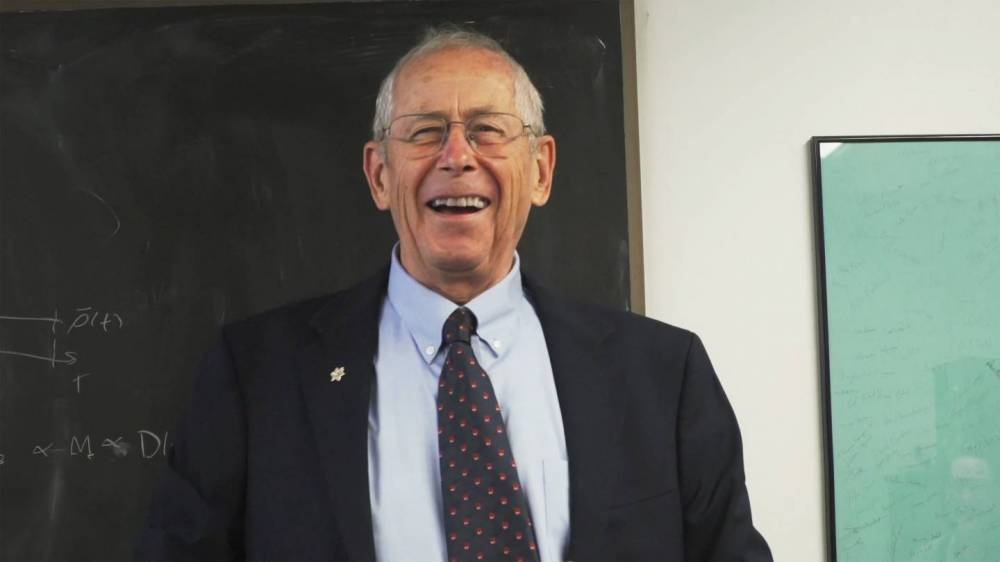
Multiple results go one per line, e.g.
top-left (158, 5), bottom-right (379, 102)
top-left (812, 136), bottom-right (1000, 562)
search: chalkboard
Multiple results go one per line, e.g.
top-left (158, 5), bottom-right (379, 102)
top-left (812, 136), bottom-right (1000, 562)
top-left (0, 2), bottom-right (633, 559)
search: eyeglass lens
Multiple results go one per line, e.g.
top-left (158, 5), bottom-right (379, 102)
top-left (388, 113), bottom-right (527, 156)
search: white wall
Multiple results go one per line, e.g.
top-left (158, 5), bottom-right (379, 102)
top-left (632, 0), bottom-right (1000, 559)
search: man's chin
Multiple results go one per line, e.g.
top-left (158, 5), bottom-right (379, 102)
top-left (403, 242), bottom-right (510, 291)
top-left (429, 248), bottom-right (514, 283)
top-left (429, 255), bottom-right (486, 276)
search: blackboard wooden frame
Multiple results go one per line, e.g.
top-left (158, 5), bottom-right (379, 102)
top-left (811, 133), bottom-right (1000, 562)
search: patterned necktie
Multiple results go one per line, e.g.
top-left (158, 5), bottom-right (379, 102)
top-left (437, 307), bottom-right (540, 562)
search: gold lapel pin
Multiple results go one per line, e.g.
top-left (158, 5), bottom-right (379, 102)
top-left (329, 366), bottom-right (346, 382)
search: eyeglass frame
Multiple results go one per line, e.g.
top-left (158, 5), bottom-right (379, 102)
top-left (379, 112), bottom-right (537, 155)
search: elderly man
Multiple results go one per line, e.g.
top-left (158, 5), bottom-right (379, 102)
top-left (138, 28), bottom-right (771, 562)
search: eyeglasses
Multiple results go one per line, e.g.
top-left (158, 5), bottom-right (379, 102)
top-left (382, 112), bottom-right (534, 157)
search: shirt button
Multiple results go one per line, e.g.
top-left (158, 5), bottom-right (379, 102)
top-left (425, 346), bottom-right (435, 355)
top-left (493, 340), bottom-right (502, 349)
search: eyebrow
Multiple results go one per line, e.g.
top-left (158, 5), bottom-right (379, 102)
top-left (402, 106), bottom-right (501, 119)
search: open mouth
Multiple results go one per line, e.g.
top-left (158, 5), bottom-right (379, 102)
top-left (427, 196), bottom-right (491, 215)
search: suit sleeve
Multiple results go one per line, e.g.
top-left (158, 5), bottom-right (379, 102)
top-left (135, 332), bottom-right (248, 561)
top-left (677, 333), bottom-right (772, 561)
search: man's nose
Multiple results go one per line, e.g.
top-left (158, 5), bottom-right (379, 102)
top-left (436, 122), bottom-right (477, 174)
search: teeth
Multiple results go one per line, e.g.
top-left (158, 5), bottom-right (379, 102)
top-left (431, 197), bottom-right (487, 209)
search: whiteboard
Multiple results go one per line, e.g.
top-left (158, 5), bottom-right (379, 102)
top-left (813, 136), bottom-right (1000, 562)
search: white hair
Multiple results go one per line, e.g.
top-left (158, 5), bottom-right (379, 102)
top-left (371, 26), bottom-right (546, 144)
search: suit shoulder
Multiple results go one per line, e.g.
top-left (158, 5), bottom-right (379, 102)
top-left (223, 293), bottom-right (328, 339)
top-left (524, 278), bottom-right (696, 348)
top-left (579, 298), bottom-right (697, 346)
top-left (221, 267), bottom-right (388, 346)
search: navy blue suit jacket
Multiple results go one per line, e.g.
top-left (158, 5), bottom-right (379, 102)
top-left (136, 268), bottom-right (772, 561)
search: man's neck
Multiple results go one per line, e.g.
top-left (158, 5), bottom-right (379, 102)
top-left (412, 272), bottom-right (500, 305)
top-left (399, 254), bottom-right (516, 305)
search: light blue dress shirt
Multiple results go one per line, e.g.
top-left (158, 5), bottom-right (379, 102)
top-left (368, 249), bottom-right (570, 562)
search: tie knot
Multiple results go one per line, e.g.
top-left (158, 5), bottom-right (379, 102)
top-left (442, 307), bottom-right (477, 345)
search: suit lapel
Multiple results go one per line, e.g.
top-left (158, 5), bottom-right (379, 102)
top-left (294, 268), bottom-right (620, 561)
top-left (523, 276), bottom-right (621, 561)
top-left (297, 268), bottom-right (388, 562)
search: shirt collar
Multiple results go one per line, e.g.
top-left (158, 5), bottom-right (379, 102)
top-left (386, 244), bottom-right (523, 365)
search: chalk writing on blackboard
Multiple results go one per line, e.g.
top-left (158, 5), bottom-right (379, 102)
top-left (0, 311), bottom-right (62, 331)
top-left (0, 311), bottom-right (73, 367)
top-left (1, 309), bottom-right (125, 393)
top-left (101, 436), bottom-right (131, 458)
top-left (0, 346), bottom-right (77, 366)
top-left (0, 309), bottom-right (124, 335)
top-left (73, 373), bottom-right (91, 394)
top-left (74, 186), bottom-right (122, 242)
top-left (21, 431), bottom-right (168, 462)
top-left (32, 443), bottom-right (56, 457)
top-left (67, 307), bottom-right (124, 334)
top-left (137, 430), bottom-right (170, 459)
top-left (71, 435), bottom-right (95, 459)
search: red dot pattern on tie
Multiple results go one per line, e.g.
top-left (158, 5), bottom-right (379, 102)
top-left (438, 307), bottom-right (539, 562)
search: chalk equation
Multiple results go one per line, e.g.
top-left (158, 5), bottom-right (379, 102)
top-left (66, 307), bottom-right (125, 334)
top-left (17, 430), bottom-right (169, 463)
top-left (0, 307), bottom-right (126, 393)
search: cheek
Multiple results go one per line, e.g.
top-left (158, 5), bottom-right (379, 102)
top-left (392, 162), bottom-right (431, 219)
top-left (495, 169), bottom-right (533, 237)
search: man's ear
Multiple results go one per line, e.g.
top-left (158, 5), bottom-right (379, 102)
top-left (530, 135), bottom-right (556, 207)
top-left (363, 140), bottom-right (391, 210)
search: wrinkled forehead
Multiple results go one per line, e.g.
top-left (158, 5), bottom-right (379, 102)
top-left (393, 47), bottom-right (517, 116)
